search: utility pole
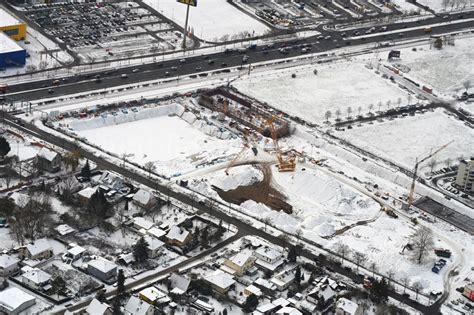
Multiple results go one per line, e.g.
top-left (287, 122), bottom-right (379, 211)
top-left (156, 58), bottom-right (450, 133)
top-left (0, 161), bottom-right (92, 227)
top-left (182, 3), bottom-right (191, 49)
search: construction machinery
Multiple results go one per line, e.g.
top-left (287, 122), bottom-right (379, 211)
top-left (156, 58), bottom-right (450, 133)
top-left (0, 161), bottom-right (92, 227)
top-left (264, 115), bottom-right (296, 172)
top-left (224, 144), bottom-right (249, 175)
top-left (407, 140), bottom-right (454, 208)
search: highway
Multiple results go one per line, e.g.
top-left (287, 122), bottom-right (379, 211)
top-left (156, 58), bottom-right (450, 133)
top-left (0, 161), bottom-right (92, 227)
top-left (4, 12), bottom-right (474, 102)
top-left (1, 113), bottom-right (443, 314)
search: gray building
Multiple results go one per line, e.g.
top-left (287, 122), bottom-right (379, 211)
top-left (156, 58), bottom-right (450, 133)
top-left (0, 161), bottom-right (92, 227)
top-left (36, 147), bottom-right (61, 173)
top-left (455, 158), bottom-right (474, 192)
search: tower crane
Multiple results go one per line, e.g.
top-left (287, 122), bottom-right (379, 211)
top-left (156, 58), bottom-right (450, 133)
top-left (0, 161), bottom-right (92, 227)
top-left (407, 140), bottom-right (454, 208)
top-left (264, 115), bottom-right (296, 172)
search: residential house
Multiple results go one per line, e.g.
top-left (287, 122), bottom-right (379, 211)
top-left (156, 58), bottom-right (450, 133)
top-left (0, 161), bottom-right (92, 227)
top-left (165, 225), bottom-right (192, 247)
top-left (254, 277), bottom-right (277, 293)
top-left (87, 257), bottom-right (117, 284)
top-left (147, 227), bottom-right (166, 240)
top-left (0, 287), bottom-right (36, 315)
top-left (138, 287), bottom-right (170, 306)
top-left (244, 284), bottom-right (262, 297)
top-left (143, 236), bottom-right (165, 258)
top-left (118, 252), bottom-right (135, 265)
top-left (335, 298), bottom-right (362, 315)
top-left (271, 268), bottom-right (296, 291)
top-left (24, 238), bottom-right (53, 260)
top-left (254, 246), bottom-right (285, 272)
top-left (133, 217), bottom-right (155, 231)
top-left (169, 273), bottom-right (191, 295)
top-left (124, 296), bottom-right (154, 315)
top-left (36, 147), bottom-right (61, 172)
top-left (64, 245), bottom-right (86, 262)
top-left (133, 189), bottom-right (156, 209)
top-left (0, 254), bottom-right (19, 277)
top-left (85, 298), bottom-right (113, 315)
top-left (93, 171), bottom-right (129, 195)
top-left (21, 268), bottom-right (52, 291)
top-left (203, 271), bottom-right (236, 295)
top-left (77, 186), bottom-right (98, 205)
top-left (276, 307), bottom-right (303, 315)
top-left (55, 224), bottom-right (76, 236)
top-left (464, 283), bottom-right (474, 301)
top-left (224, 251), bottom-right (255, 276)
top-left (307, 281), bottom-right (337, 310)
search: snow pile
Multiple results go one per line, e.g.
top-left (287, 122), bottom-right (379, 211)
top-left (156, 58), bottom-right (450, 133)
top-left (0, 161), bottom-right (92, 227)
top-left (234, 62), bottom-right (408, 124)
top-left (143, 0), bottom-right (270, 42)
top-left (212, 165), bottom-right (263, 191)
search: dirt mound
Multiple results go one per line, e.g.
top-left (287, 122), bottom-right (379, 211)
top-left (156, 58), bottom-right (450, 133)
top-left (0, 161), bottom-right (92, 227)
top-left (213, 164), bottom-right (293, 213)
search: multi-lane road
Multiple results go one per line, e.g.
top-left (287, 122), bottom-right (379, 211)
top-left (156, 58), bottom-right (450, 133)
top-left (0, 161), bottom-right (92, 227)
top-left (4, 11), bottom-right (474, 102)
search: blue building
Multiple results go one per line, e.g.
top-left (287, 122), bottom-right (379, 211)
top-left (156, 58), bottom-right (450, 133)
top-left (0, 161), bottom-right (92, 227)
top-left (0, 32), bottom-right (26, 68)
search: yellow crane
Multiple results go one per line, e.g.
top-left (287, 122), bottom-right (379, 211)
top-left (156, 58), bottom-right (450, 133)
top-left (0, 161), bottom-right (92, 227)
top-left (407, 140), bottom-right (454, 208)
top-left (264, 115), bottom-right (296, 172)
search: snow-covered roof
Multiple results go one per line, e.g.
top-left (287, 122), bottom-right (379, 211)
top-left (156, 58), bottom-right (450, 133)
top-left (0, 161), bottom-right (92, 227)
top-left (26, 238), bottom-right (52, 257)
top-left (255, 257), bottom-right (285, 271)
top-left (169, 273), bottom-right (190, 292)
top-left (0, 8), bottom-right (21, 27)
top-left (85, 298), bottom-right (110, 315)
top-left (139, 287), bottom-right (169, 304)
top-left (336, 298), bottom-right (359, 315)
top-left (254, 277), bottom-right (276, 290)
top-left (133, 189), bottom-right (155, 206)
top-left (166, 225), bottom-right (190, 243)
top-left (68, 245), bottom-right (86, 256)
top-left (118, 252), bottom-right (135, 265)
top-left (229, 251), bottom-right (254, 267)
top-left (143, 236), bottom-right (165, 251)
top-left (56, 224), bottom-right (76, 236)
top-left (147, 227), bottom-right (166, 239)
top-left (254, 246), bottom-right (283, 261)
top-left (22, 268), bottom-right (51, 285)
top-left (78, 186), bottom-right (97, 199)
top-left (0, 287), bottom-right (35, 312)
top-left (124, 296), bottom-right (152, 315)
top-left (276, 306), bottom-right (302, 315)
top-left (0, 254), bottom-right (19, 268)
top-left (257, 302), bottom-right (277, 313)
top-left (272, 298), bottom-right (290, 308)
top-left (133, 217), bottom-right (154, 230)
top-left (204, 270), bottom-right (235, 290)
top-left (37, 147), bottom-right (60, 162)
top-left (95, 171), bottom-right (124, 191)
top-left (88, 257), bottom-right (117, 273)
top-left (245, 284), bottom-right (262, 296)
top-left (308, 283), bottom-right (336, 302)
top-left (0, 32), bottom-right (24, 54)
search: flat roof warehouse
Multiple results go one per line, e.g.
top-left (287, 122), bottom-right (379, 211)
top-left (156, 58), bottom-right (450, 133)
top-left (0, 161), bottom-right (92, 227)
top-left (0, 32), bottom-right (23, 53)
top-left (0, 7), bottom-right (22, 27)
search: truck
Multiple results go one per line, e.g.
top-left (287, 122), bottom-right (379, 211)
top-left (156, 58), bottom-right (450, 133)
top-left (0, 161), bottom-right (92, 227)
top-left (422, 85), bottom-right (433, 93)
top-left (0, 84), bottom-right (8, 94)
top-left (434, 248), bottom-right (452, 258)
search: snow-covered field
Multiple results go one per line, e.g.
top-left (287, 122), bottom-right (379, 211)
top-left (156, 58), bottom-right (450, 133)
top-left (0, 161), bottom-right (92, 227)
top-left (143, 0), bottom-right (270, 42)
top-left (391, 38), bottom-right (474, 94)
top-left (338, 109), bottom-right (474, 172)
top-left (234, 62), bottom-right (408, 123)
top-left (417, 0), bottom-right (474, 12)
top-left (69, 104), bottom-right (242, 177)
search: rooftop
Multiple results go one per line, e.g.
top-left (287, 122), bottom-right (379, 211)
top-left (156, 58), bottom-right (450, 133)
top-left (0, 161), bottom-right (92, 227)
top-left (204, 270), bottom-right (236, 290)
top-left (336, 298), bottom-right (359, 314)
top-left (133, 217), bottom-right (154, 230)
top-left (0, 8), bottom-right (21, 27)
top-left (124, 296), bottom-right (153, 315)
top-left (0, 32), bottom-right (24, 54)
top-left (22, 268), bottom-right (52, 284)
top-left (37, 147), bottom-right (59, 162)
top-left (88, 257), bottom-right (117, 273)
top-left (228, 251), bottom-right (254, 267)
top-left (85, 298), bottom-right (110, 315)
top-left (0, 254), bottom-right (19, 268)
top-left (0, 287), bottom-right (35, 312)
top-left (26, 238), bottom-right (52, 257)
top-left (143, 235), bottom-right (165, 251)
top-left (166, 225), bottom-right (190, 243)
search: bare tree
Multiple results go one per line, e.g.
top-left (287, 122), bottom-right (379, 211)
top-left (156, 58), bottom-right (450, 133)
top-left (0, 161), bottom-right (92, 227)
top-left (324, 110), bottom-right (332, 122)
top-left (353, 252), bottom-right (367, 272)
top-left (411, 226), bottom-right (434, 264)
top-left (412, 282), bottom-right (423, 300)
top-left (428, 158), bottom-right (437, 173)
top-left (368, 103), bottom-right (374, 114)
top-left (401, 276), bottom-right (409, 293)
top-left (144, 161), bottom-right (156, 178)
top-left (445, 157), bottom-right (452, 168)
top-left (387, 269), bottom-right (395, 287)
top-left (377, 101), bottom-right (383, 112)
top-left (407, 94), bottom-right (412, 106)
top-left (370, 261), bottom-right (377, 277)
top-left (358, 105), bottom-right (362, 116)
top-left (346, 106), bottom-right (352, 118)
top-left (335, 242), bottom-right (350, 263)
top-left (397, 97), bottom-right (402, 108)
top-left (386, 99), bottom-right (391, 110)
top-left (442, 0), bottom-right (450, 10)
top-left (335, 109), bottom-right (341, 120)
top-left (262, 217), bottom-right (272, 232)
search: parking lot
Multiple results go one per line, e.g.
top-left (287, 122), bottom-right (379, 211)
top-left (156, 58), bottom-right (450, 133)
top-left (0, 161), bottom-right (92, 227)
top-left (237, 0), bottom-right (400, 28)
top-left (23, 1), bottom-right (191, 62)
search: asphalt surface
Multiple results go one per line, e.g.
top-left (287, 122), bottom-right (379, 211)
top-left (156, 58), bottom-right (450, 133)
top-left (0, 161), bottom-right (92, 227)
top-left (1, 113), bottom-right (442, 314)
top-left (4, 11), bottom-right (474, 102)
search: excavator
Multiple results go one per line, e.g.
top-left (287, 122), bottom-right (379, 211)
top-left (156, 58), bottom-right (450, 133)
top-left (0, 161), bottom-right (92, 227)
top-left (407, 140), bottom-right (454, 209)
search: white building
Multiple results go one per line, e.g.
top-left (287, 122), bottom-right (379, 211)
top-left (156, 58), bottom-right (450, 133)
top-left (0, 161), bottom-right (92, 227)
top-left (24, 238), bottom-right (53, 260)
top-left (85, 298), bottom-right (112, 315)
top-left (133, 189), bottom-right (156, 209)
top-left (21, 268), bottom-right (52, 290)
top-left (254, 246), bottom-right (284, 272)
top-left (455, 157), bottom-right (474, 192)
top-left (0, 287), bottom-right (36, 315)
top-left (271, 268), bottom-right (296, 291)
top-left (335, 298), bottom-right (362, 315)
top-left (147, 227), bottom-right (166, 239)
top-left (203, 271), bottom-right (236, 294)
top-left (124, 296), bottom-right (154, 315)
top-left (133, 217), bottom-right (155, 231)
top-left (143, 236), bottom-right (165, 258)
top-left (0, 254), bottom-right (19, 277)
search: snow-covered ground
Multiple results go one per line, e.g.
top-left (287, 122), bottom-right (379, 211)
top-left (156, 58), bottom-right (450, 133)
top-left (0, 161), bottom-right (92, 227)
top-left (389, 37), bottom-right (474, 95)
top-left (143, 0), bottom-right (270, 42)
top-left (68, 104), bottom-right (242, 177)
top-left (417, 0), bottom-right (474, 12)
top-left (338, 108), bottom-right (474, 172)
top-left (233, 61), bottom-right (409, 123)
